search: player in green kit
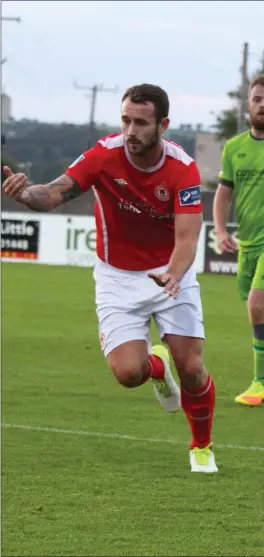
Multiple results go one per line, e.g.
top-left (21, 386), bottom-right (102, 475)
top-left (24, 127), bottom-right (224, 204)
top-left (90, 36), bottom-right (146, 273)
top-left (213, 74), bottom-right (264, 406)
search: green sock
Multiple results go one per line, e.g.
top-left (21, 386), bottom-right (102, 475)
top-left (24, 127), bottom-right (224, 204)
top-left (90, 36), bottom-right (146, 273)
top-left (253, 337), bottom-right (264, 386)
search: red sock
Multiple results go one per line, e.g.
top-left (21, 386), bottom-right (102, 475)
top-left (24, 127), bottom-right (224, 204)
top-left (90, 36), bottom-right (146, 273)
top-left (140, 355), bottom-right (165, 384)
top-left (181, 375), bottom-right (215, 449)
top-left (148, 355), bottom-right (165, 380)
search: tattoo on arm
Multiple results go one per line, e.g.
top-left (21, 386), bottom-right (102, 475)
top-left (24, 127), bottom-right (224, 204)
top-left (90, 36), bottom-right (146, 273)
top-left (25, 188), bottom-right (52, 212)
top-left (23, 176), bottom-right (83, 212)
top-left (60, 180), bottom-right (83, 203)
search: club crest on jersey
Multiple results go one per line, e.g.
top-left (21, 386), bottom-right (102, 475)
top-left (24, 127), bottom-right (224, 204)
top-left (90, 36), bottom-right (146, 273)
top-left (179, 185), bottom-right (201, 206)
top-left (155, 185), bottom-right (170, 201)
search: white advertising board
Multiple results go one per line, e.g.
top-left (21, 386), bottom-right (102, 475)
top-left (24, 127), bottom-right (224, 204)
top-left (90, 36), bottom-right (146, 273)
top-left (1, 212), bottom-right (205, 273)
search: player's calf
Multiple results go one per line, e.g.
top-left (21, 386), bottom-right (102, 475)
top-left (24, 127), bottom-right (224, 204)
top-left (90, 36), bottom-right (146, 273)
top-left (166, 335), bottom-right (217, 470)
top-left (235, 289), bottom-right (264, 405)
top-left (167, 341), bottom-right (206, 392)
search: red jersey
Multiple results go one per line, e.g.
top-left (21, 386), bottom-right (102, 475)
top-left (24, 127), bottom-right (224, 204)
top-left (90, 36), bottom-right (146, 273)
top-left (65, 133), bottom-right (202, 271)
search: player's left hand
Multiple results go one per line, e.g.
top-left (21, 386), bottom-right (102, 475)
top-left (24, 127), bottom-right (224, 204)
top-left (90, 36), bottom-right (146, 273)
top-left (148, 272), bottom-right (180, 298)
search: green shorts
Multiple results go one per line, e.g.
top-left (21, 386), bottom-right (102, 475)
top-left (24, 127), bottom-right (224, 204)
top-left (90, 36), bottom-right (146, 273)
top-left (237, 247), bottom-right (264, 301)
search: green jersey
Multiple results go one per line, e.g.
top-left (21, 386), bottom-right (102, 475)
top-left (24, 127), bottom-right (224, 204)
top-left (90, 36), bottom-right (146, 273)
top-left (219, 131), bottom-right (264, 251)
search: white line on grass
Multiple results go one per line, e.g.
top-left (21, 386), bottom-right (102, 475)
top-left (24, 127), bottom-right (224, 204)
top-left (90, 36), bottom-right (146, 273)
top-left (1, 423), bottom-right (264, 452)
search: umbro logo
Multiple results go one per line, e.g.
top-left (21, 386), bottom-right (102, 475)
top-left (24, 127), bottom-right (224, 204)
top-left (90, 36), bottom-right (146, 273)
top-left (114, 178), bottom-right (127, 187)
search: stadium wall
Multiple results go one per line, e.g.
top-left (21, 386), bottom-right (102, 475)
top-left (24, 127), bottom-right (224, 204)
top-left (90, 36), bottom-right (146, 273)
top-left (1, 212), bottom-right (238, 275)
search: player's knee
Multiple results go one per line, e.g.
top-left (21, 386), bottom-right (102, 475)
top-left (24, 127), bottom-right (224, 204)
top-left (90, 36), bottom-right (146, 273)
top-left (109, 360), bottom-right (148, 388)
top-left (248, 290), bottom-right (264, 323)
top-left (176, 354), bottom-right (204, 384)
top-left (250, 305), bottom-right (264, 323)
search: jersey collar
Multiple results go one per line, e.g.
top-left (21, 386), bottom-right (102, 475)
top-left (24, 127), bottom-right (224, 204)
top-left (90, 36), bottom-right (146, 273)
top-left (250, 131), bottom-right (264, 141)
top-left (124, 139), bottom-right (166, 173)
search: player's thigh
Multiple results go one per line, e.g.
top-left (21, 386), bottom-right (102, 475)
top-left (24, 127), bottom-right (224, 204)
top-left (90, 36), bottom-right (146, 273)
top-left (96, 296), bottom-right (151, 385)
top-left (98, 305), bottom-right (151, 349)
top-left (94, 258), bottom-right (152, 358)
top-left (251, 250), bottom-right (264, 293)
top-left (248, 250), bottom-right (264, 323)
top-left (96, 300), bottom-right (151, 359)
top-left (237, 250), bottom-right (255, 301)
top-left (153, 284), bottom-right (205, 373)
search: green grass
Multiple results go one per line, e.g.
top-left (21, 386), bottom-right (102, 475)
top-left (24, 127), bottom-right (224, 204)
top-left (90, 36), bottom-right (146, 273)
top-left (2, 263), bottom-right (264, 557)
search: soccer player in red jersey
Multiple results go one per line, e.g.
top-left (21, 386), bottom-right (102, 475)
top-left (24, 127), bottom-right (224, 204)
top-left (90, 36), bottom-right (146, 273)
top-left (3, 84), bottom-right (218, 472)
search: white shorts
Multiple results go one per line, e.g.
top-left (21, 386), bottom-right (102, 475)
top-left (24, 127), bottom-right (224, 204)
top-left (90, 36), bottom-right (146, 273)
top-left (93, 257), bottom-right (205, 356)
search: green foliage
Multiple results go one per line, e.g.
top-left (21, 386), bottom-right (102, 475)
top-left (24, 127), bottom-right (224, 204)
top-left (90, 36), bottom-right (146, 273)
top-left (2, 121), bottom-right (112, 184)
top-left (212, 60), bottom-right (264, 140)
top-left (2, 120), bottom-right (197, 184)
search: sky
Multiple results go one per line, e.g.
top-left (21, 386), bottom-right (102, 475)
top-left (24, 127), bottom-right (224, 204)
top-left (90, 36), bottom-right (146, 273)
top-left (2, 0), bottom-right (263, 129)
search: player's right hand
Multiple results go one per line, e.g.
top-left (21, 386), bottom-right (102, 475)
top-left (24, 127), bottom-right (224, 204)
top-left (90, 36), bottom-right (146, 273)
top-left (216, 231), bottom-right (237, 254)
top-left (148, 272), bottom-right (180, 298)
top-left (2, 166), bottom-right (29, 202)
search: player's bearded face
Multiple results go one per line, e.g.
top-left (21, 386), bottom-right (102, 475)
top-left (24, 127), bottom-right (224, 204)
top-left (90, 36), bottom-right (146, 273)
top-left (126, 126), bottom-right (160, 156)
top-left (249, 84), bottom-right (264, 131)
top-left (121, 99), bottom-right (168, 157)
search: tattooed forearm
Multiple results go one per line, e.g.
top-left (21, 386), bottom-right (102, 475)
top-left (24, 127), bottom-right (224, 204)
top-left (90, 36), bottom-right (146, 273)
top-left (22, 185), bottom-right (54, 212)
top-left (22, 176), bottom-right (83, 212)
top-left (60, 181), bottom-right (83, 203)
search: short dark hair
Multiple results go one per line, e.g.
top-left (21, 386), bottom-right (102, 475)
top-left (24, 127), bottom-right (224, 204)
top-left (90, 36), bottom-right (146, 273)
top-left (122, 83), bottom-right (169, 122)
top-left (249, 73), bottom-right (264, 92)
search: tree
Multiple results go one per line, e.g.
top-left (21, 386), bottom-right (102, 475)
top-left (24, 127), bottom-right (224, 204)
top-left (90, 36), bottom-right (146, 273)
top-left (212, 56), bottom-right (264, 140)
top-left (212, 106), bottom-right (240, 141)
top-left (211, 88), bottom-right (250, 141)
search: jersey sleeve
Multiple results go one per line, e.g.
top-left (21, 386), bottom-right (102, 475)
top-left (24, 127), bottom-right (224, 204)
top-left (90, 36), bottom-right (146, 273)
top-left (65, 142), bottom-right (105, 191)
top-left (174, 161), bottom-right (203, 214)
top-left (218, 142), bottom-right (234, 188)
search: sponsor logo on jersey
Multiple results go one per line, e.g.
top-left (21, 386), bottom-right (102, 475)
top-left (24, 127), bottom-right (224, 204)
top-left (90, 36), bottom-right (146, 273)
top-left (68, 155), bottom-right (85, 168)
top-left (114, 178), bottom-right (128, 187)
top-left (117, 200), bottom-right (174, 219)
top-left (155, 185), bottom-right (170, 201)
top-left (236, 168), bottom-right (264, 179)
top-left (178, 185), bottom-right (201, 206)
top-left (117, 201), bottom-right (141, 214)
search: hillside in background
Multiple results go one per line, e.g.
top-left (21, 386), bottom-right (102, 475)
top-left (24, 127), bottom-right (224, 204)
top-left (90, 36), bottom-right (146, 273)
top-left (1, 119), bottom-right (199, 184)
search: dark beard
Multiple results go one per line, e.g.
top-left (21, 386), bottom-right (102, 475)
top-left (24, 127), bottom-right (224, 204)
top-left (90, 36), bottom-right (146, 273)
top-left (250, 114), bottom-right (264, 131)
top-left (134, 128), bottom-right (160, 157)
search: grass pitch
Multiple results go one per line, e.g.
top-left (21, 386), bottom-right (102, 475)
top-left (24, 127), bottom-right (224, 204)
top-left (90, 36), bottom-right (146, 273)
top-left (2, 263), bottom-right (264, 556)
